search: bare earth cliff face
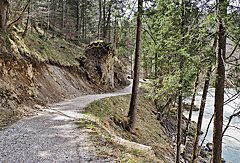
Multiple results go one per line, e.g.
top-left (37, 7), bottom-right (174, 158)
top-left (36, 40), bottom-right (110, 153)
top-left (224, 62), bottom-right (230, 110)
top-left (0, 30), bottom-right (127, 129)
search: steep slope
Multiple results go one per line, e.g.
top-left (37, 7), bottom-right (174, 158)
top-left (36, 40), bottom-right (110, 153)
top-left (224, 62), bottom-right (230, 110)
top-left (0, 26), bottom-right (127, 129)
top-left (81, 83), bottom-right (211, 163)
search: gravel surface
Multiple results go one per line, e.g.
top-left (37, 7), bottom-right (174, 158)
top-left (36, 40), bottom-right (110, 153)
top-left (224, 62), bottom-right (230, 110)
top-left (0, 81), bottom-right (133, 163)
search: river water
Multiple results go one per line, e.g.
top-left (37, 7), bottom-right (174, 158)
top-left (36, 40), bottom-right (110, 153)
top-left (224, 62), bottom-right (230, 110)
top-left (183, 88), bottom-right (240, 163)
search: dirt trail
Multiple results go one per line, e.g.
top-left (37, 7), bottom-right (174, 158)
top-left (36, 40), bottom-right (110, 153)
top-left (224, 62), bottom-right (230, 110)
top-left (0, 80), bottom-right (133, 163)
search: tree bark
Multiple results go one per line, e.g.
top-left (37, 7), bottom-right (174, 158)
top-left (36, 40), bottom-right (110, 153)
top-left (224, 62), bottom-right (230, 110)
top-left (143, 51), bottom-right (148, 79)
top-left (76, 0), bottom-right (79, 32)
top-left (176, 1), bottom-right (185, 162)
top-left (102, 0), bottom-right (106, 40)
top-left (84, 0), bottom-right (86, 43)
top-left (0, 0), bottom-right (9, 31)
top-left (61, 0), bottom-right (64, 30)
top-left (127, 0), bottom-right (142, 131)
top-left (191, 65), bottom-right (211, 163)
top-left (183, 70), bottom-right (200, 145)
top-left (155, 51), bottom-right (158, 79)
top-left (212, 0), bottom-right (226, 162)
top-left (107, 1), bottom-right (112, 42)
top-left (52, 0), bottom-right (56, 37)
top-left (98, 0), bottom-right (102, 39)
top-left (81, 0), bottom-right (86, 43)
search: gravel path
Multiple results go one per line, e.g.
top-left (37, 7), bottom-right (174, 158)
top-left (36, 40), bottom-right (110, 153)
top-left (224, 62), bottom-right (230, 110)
top-left (0, 81), bottom-right (133, 163)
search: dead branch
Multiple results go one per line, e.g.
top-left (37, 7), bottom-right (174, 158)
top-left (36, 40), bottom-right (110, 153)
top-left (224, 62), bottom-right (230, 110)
top-left (224, 135), bottom-right (240, 143)
top-left (22, 5), bottom-right (30, 37)
top-left (224, 91), bottom-right (240, 105)
top-left (7, 0), bottom-right (31, 30)
top-left (227, 125), bottom-right (240, 130)
top-left (226, 39), bottom-right (240, 60)
top-left (222, 110), bottom-right (240, 138)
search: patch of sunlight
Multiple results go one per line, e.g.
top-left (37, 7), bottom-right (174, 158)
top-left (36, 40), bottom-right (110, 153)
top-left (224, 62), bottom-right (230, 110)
top-left (38, 151), bottom-right (49, 157)
top-left (78, 113), bottom-right (155, 156)
top-left (53, 114), bottom-right (72, 120)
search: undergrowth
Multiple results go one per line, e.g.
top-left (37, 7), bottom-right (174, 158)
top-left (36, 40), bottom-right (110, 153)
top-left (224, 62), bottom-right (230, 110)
top-left (80, 88), bottom-right (177, 162)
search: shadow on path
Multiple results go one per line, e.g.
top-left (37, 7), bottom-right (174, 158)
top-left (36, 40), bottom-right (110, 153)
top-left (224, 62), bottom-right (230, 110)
top-left (0, 80), bottom-right (133, 163)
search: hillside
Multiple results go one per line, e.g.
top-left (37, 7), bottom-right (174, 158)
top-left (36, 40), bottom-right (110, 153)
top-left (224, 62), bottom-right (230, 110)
top-left (0, 25), bottom-right (127, 130)
top-left (79, 83), bottom-right (210, 163)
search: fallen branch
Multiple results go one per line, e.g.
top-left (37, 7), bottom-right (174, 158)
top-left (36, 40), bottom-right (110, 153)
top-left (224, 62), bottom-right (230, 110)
top-left (7, 0), bottom-right (31, 30)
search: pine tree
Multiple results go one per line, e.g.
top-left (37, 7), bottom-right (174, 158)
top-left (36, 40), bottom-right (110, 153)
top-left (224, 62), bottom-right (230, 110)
top-left (127, 0), bottom-right (143, 131)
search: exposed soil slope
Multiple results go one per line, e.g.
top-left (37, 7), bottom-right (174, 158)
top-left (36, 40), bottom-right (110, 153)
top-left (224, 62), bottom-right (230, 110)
top-left (0, 27), bottom-right (127, 129)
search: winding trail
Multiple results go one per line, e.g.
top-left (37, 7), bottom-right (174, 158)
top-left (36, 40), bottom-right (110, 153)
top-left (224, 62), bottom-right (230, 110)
top-left (0, 81), bottom-right (133, 163)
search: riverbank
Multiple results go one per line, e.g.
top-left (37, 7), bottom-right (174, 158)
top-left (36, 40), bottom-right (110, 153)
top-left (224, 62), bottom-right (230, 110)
top-left (82, 84), bottom-right (211, 162)
top-left (184, 88), bottom-right (240, 163)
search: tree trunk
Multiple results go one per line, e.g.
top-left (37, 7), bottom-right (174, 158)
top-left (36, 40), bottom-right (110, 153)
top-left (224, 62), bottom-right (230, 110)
top-left (212, 0), bottom-right (226, 162)
top-left (176, 0), bottom-right (185, 163)
top-left (183, 70), bottom-right (200, 145)
top-left (61, 0), bottom-right (64, 30)
top-left (52, 0), bottom-right (56, 37)
top-left (107, 1), bottom-right (112, 42)
top-left (127, 0), bottom-right (143, 131)
top-left (81, 0), bottom-right (85, 43)
top-left (47, 0), bottom-right (50, 31)
top-left (102, 0), bottom-right (106, 39)
top-left (176, 72), bottom-right (183, 163)
top-left (154, 50), bottom-right (158, 79)
top-left (84, 0), bottom-right (86, 44)
top-left (176, 1), bottom-right (184, 162)
top-left (191, 65), bottom-right (211, 163)
top-left (76, 0), bottom-right (79, 32)
top-left (0, 0), bottom-right (9, 31)
top-left (98, 0), bottom-right (102, 39)
top-left (191, 34), bottom-right (217, 162)
top-left (143, 51), bottom-right (148, 79)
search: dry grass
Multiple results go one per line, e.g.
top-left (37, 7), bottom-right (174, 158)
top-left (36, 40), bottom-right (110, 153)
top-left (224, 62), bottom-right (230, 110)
top-left (80, 88), bottom-right (177, 162)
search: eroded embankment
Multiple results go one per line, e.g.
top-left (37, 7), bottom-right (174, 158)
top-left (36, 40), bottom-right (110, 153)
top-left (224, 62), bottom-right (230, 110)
top-left (0, 54), bottom-right (97, 129)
